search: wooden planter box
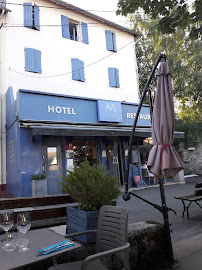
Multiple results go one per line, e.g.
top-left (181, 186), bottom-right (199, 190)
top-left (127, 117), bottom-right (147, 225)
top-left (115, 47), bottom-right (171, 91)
top-left (66, 206), bottom-right (99, 244)
top-left (32, 179), bottom-right (47, 197)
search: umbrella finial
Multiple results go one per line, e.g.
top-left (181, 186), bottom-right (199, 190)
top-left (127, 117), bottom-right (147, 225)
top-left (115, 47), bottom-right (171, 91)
top-left (160, 53), bottom-right (167, 61)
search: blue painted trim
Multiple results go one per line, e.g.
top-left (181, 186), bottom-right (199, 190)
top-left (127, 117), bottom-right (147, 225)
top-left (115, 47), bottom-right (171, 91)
top-left (8, 86), bottom-right (14, 105)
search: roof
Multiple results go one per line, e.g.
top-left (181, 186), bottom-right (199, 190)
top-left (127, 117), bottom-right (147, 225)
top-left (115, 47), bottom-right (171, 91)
top-left (44, 0), bottom-right (139, 37)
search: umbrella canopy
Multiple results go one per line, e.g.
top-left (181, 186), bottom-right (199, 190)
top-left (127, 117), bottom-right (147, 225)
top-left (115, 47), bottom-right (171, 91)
top-left (147, 61), bottom-right (183, 179)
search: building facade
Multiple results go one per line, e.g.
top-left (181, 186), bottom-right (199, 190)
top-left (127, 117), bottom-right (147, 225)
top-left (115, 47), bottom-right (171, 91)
top-left (1, 1), bottom-right (183, 196)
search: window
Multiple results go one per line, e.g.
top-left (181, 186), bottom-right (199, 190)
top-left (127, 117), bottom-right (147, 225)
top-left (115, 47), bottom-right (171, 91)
top-left (73, 140), bottom-right (97, 166)
top-left (105, 30), bottom-right (117, 52)
top-left (24, 3), bottom-right (40, 30)
top-left (25, 48), bottom-right (41, 73)
top-left (71, 58), bottom-right (85, 82)
top-left (108, 68), bottom-right (120, 87)
top-left (61, 15), bottom-right (89, 44)
top-left (47, 147), bottom-right (58, 165)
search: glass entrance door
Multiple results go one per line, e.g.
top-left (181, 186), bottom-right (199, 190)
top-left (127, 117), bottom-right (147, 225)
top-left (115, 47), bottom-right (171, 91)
top-left (42, 146), bottom-right (62, 195)
top-left (106, 140), bottom-right (121, 185)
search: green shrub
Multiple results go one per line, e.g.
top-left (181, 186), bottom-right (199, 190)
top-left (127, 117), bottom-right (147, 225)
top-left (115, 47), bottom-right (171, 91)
top-left (61, 161), bottom-right (120, 211)
top-left (31, 172), bottom-right (46, 180)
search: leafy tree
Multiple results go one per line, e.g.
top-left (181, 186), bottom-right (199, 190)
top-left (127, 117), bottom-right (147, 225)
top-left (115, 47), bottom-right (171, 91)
top-left (175, 104), bottom-right (202, 145)
top-left (131, 13), bottom-right (202, 145)
top-left (117, 0), bottom-right (202, 40)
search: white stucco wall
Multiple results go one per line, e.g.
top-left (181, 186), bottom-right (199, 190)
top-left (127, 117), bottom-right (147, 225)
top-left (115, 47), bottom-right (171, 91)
top-left (2, 0), bottom-right (139, 103)
top-left (0, 0), bottom-right (140, 186)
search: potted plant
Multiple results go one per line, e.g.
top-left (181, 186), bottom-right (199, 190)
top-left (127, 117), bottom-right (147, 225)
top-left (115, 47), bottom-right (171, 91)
top-left (31, 172), bottom-right (47, 197)
top-left (60, 161), bottom-right (120, 243)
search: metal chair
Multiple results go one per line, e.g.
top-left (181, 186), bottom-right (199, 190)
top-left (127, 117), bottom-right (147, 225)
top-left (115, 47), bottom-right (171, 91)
top-left (141, 165), bottom-right (157, 185)
top-left (48, 205), bottom-right (130, 270)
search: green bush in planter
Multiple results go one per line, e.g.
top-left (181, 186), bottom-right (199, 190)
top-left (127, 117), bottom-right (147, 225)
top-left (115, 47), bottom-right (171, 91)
top-left (31, 172), bottom-right (46, 180)
top-left (61, 161), bottom-right (120, 211)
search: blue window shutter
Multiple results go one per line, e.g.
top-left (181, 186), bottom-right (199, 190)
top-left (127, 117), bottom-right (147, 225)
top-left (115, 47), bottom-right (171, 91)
top-left (25, 48), bottom-right (33, 72)
top-left (115, 68), bottom-right (120, 87)
top-left (25, 48), bottom-right (41, 73)
top-left (71, 58), bottom-right (79, 80)
top-left (34, 4), bottom-right (40, 31)
top-left (61, 15), bottom-right (69, 39)
top-left (34, 49), bottom-right (41, 73)
top-left (108, 68), bottom-right (116, 87)
top-left (105, 30), bottom-right (113, 51)
top-left (112, 31), bottom-right (117, 52)
top-left (79, 60), bottom-right (85, 82)
top-left (81, 22), bottom-right (89, 44)
top-left (24, 3), bottom-right (32, 28)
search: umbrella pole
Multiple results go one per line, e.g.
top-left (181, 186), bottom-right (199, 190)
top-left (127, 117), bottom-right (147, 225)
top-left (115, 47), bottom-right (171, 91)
top-left (124, 53), bottom-right (166, 195)
top-left (159, 179), bottom-right (177, 268)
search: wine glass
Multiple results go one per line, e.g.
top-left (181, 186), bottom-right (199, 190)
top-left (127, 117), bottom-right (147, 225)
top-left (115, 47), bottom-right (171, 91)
top-left (17, 212), bottom-right (31, 233)
top-left (0, 211), bottom-right (14, 251)
top-left (4, 232), bottom-right (17, 252)
top-left (17, 232), bottom-right (29, 251)
top-left (16, 212), bottom-right (31, 251)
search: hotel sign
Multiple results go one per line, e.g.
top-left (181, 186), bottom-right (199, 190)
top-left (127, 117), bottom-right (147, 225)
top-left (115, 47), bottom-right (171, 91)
top-left (97, 100), bottom-right (122, 122)
top-left (18, 90), bottom-right (151, 127)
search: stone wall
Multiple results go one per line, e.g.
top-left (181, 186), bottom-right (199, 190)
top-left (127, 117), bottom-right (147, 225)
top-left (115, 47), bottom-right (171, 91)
top-left (19, 222), bottom-right (168, 270)
top-left (25, 222), bottom-right (169, 270)
top-left (179, 142), bottom-right (202, 175)
top-left (102, 222), bottom-right (169, 270)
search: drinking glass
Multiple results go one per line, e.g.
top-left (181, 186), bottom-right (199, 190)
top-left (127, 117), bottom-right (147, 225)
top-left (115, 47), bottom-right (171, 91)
top-left (4, 232), bottom-right (17, 252)
top-left (17, 212), bottom-right (31, 233)
top-left (0, 212), bottom-right (14, 251)
top-left (0, 212), bottom-right (14, 233)
top-left (17, 232), bottom-right (29, 251)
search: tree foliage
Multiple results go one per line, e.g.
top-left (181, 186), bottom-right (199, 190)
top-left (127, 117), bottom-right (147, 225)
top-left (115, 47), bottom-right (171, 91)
top-left (117, 0), bottom-right (202, 40)
top-left (131, 13), bottom-right (202, 145)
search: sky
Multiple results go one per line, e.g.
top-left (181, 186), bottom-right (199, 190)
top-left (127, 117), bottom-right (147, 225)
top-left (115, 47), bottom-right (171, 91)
top-left (64, 0), bottom-right (129, 27)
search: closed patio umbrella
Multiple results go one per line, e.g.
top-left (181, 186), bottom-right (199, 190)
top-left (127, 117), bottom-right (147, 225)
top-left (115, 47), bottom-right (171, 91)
top-left (147, 60), bottom-right (183, 178)
top-left (147, 59), bottom-right (183, 268)
top-left (123, 54), bottom-right (184, 268)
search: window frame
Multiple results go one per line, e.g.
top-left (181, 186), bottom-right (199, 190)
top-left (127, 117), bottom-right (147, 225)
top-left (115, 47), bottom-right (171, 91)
top-left (61, 15), bottom-right (89, 44)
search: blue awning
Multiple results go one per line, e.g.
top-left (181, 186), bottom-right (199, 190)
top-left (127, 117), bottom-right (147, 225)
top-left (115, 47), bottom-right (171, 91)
top-left (20, 122), bottom-right (184, 138)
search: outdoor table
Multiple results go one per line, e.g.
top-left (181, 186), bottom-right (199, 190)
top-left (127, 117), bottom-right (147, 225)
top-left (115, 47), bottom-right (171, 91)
top-left (0, 228), bottom-right (81, 270)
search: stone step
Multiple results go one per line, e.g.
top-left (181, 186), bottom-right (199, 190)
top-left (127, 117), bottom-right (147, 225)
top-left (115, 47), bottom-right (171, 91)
top-left (0, 202), bottom-right (78, 234)
top-left (0, 194), bottom-right (74, 209)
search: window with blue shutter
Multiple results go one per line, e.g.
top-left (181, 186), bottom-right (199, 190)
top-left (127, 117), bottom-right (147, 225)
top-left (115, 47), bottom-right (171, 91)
top-left (71, 58), bottom-right (85, 82)
top-left (81, 22), bottom-right (89, 44)
top-left (105, 30), bottom-right (117, 52)
top-left (25, 48), bottom-right (41, 73)
top-left (108, 68), bottom-right (120, 87)
top-left (61, 17), bottom-right (89, 44)
top-left (24, 2), bottom-right (40, 30)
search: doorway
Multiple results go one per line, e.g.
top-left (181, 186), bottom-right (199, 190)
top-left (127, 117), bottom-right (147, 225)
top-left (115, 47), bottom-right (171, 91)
top-left (106, 139), bottom-right (123, 185)
top-left (42, 145), bottom-right (63, 195)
